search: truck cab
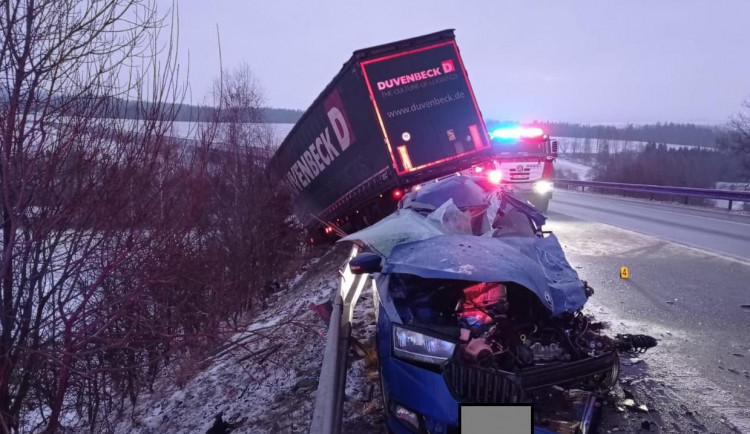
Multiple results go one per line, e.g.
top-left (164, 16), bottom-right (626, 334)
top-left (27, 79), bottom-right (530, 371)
top-left (465, 125), bottom-right (558, 212)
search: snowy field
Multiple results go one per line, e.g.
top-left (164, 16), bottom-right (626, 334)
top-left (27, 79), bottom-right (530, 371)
top-left (165, 122), bottom-right (294, 147)
top-left (554, 157), bottom-right (594, 180)
top-left (552, 136), bottom-right (715, 152)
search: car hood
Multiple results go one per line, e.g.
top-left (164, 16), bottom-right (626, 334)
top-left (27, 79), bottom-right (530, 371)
top-left (341, 177), bottom-right (586, 316)
top-left (382, 233), bottom-right (587, 316)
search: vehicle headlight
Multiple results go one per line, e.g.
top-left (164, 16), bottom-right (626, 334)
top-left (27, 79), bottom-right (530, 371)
top-left (393, 325), bottom-right (456, 365)
top-left (533, 180), bottom-right (554, 195)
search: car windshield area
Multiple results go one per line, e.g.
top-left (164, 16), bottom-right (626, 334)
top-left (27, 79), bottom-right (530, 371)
top-left (340, 176), bottom-right (546, 256)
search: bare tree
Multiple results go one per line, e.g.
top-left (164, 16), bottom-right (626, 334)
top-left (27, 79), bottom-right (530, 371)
top-left (201, 64), bottom-right (303, 321)
top-left (718, 99), bottom-right (750, 181)
top-left (582, 137), bottom-right (592, 154)
top-left (0, 1), bottom-right (194, 432)
top-left (1, 2), bottom-right (307, 431)
top-left (569, 138), bottom-right (579, 155)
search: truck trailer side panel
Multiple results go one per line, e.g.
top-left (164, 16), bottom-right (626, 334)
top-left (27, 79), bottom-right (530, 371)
top-left (267, 66), bottom-right (393, 226)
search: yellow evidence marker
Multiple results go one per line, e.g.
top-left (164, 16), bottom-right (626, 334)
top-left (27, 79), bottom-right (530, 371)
top-left (620, 266), bottom-right (629, 279)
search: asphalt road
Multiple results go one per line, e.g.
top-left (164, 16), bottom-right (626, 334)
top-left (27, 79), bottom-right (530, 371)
top-left (545, 192), bottom-right (750, 432)
top-left (549, 189), bottom-right (750, 262)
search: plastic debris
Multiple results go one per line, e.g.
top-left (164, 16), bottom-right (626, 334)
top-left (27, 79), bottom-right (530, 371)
top-left (622, 399), bottom-right (649, 413)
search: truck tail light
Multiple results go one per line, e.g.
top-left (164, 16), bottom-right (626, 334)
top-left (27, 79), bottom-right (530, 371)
top-left (324, 226), bottom-right (333, 234)
top-left (474, 166), bottom-right (484, 173)
top-left (392, 189), bottom-right (404, 200)
top-left (488, 170), bottom-right (503, 184)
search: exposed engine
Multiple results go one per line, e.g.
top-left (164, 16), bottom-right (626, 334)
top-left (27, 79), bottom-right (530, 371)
top-left (394, 276), bottom-right (657, 394)
top-left (392, 278), bottom-right (655, 433)
top-left (452, 281), bottom-right (627, 377)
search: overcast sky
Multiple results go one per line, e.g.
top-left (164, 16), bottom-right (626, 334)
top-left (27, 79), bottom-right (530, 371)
top-left (166, 1), bottom-right (750, 125)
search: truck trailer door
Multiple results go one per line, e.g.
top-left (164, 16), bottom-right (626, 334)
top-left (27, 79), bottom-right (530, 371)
top-left (361, 41), bottom-right (491, 177)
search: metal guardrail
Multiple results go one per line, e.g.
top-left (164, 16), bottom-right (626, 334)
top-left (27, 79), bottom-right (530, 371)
top-left (310, 245), bottom-right (369, 434)
top-left (556, 179), bottom-right (750, 210)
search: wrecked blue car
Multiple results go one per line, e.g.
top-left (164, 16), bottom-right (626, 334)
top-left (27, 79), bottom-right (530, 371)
top-left (342, 176), bottom-right (655, 434)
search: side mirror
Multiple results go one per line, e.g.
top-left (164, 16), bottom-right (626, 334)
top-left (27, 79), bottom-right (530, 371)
top-left (349, 252), bottom-right (382, 274)
top-left (550, 140), bottom-right (559, 158)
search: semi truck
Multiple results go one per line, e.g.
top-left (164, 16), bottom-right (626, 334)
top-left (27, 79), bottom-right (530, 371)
top-left (463, 125), bottom-right (558, 212)
top-left (266, 29), bottom-right (493, 242)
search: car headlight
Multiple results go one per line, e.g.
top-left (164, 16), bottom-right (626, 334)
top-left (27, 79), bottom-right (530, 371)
top-left (533, 180), bottom-right (554, 195)
top-left (393, 325), bottom-right (456, 365)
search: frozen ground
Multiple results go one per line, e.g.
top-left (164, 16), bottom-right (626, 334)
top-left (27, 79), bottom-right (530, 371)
top-left (110, 244), bottom-right (354, 433)
top-left (547, 212), bottom-right (749, 433)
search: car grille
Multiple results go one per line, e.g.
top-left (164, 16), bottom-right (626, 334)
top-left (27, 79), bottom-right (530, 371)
top-left (442, 351), bottom-right (618, 404)
top-left (442, 361), bottom-right (528, 403)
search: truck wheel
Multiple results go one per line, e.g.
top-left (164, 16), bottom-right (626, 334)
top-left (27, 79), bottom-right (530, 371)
top-left (530, 195), bottom-right (550, 213)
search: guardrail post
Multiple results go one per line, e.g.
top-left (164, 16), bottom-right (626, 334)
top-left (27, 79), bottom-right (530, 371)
top-left (728, 200), bottom-right (733, 210)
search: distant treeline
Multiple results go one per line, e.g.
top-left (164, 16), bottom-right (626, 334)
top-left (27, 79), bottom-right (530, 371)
top-left (592, 143), bottom-right (745, 187)
top-left (486, 120), bottom-right (724, 148)
top-left (95, 98), bottom-right (303, 123)
top-left (92, 100), bottom-right (726, 147)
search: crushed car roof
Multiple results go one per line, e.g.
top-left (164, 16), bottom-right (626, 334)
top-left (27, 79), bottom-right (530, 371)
top-left (341, 176), bottom-right (587, 316)
top-left (383, 233), bottom-right (587, 316)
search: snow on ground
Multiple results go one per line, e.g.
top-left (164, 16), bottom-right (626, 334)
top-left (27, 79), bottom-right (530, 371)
top-left (554, 157), bottom-right (593, 180)
top-left (583, 300), bottom-right (748, 434)
top-left (110, 244), bottom-right (353, 434)
top-left (713, 182), bottom-right (750, 211)
top-left (341, 282), bottom-right (386, 433)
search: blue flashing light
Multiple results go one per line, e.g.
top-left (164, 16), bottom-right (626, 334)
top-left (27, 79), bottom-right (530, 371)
top-left (490, 126), bottom-right (545, 141)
